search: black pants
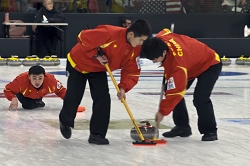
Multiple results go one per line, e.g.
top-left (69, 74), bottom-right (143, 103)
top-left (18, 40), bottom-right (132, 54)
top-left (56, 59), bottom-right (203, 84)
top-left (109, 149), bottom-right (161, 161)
top-left (59, 61), bottom-right (111, 138)
top-left (36, 27), bottom-right (59, 55)
top-left (16, 93), bottom-right (42, 109)
top-left (172, 62), bottom-right (222, 134)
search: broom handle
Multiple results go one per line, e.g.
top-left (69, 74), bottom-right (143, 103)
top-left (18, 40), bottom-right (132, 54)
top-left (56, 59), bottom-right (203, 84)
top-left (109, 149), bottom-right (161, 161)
top-left (104, 64), bottom-right (146, 141)
top-left (154, 75), bottom-right (165, 139)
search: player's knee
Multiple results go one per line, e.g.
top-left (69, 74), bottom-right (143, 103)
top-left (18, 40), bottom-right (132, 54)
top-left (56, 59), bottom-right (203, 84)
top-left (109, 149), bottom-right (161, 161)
top-left (22, 104), bottom-right (35, 109)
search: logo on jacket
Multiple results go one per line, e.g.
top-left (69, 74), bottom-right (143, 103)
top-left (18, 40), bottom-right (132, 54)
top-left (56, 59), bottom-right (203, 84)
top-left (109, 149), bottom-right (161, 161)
top-left (136, 56), bottom-right (141, 69)
top-left (57, 82), bottom-right (62, 89)
top-left (167, 77), bottom-right (175, 90)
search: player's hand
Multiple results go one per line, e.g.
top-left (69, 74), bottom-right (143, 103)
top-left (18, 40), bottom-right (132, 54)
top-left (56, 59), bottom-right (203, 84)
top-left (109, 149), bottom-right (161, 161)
top-left (8, 97), bottom-right (18, 111)
top-left (117, 88), bottom-right (126, 101)
top-left (96, 55), bottom-right (108, 65)
top-left (155, 111), bottom-right (164, 123)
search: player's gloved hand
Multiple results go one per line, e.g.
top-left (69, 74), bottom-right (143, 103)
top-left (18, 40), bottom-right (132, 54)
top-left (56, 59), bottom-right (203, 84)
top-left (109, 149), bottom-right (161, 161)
top-left (9, 97), bottom-right (18, 111)
top-left (96, 55), bottom-right (108, 65)
top-left (117, 88), bottom-right (126, 101)
top-left (155, 111), bottom-right (164, 123)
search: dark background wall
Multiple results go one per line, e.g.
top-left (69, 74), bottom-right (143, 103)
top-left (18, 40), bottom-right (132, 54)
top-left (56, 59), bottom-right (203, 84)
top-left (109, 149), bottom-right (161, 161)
top-left (1, 13), bottom-right (250, 58)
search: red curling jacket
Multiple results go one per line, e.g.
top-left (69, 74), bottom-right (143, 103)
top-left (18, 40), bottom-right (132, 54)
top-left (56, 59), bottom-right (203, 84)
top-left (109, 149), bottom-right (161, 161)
top-left (68, 25), bottom-right (142, 92)
top-left (156, 29), bottom-right (221, 116)
top-left (4, 72), bottom-right (66, 101)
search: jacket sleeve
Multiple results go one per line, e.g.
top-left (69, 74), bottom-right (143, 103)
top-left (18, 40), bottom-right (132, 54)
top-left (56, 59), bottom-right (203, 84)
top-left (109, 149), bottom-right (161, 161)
top-left (34, 8), bottom-right (43, 23)
top-left (159, 66), bottom-right (188, 116)
top-left (76, 25), bottom-right (112, 58)
top-left (118, 50), bottom-right (141, 92)
top-left (51, 76), bottom-right (66, 100)
top-left (48, 10), bottom-right (65, 23)
top-left (4, 75), bottom-right (22, 101)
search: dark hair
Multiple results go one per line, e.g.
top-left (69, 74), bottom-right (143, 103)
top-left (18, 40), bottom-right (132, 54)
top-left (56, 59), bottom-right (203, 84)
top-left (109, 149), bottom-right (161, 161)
top-left (28, 65), bottom-right (45, 75)
top-left (121, 16), bottom-right (129, 25)
top-left (142, 37), bottom-right (169, 60)
top-left (127, 19), bottom-right (152, 37)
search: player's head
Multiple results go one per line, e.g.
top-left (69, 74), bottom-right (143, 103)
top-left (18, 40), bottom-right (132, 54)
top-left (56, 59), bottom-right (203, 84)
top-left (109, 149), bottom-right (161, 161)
top-left (28, 65), bottom-right (45, 88)
top-left (126, 19), bottom-right (152, 47)
top-left (142, 37), bottom-right (169, 63)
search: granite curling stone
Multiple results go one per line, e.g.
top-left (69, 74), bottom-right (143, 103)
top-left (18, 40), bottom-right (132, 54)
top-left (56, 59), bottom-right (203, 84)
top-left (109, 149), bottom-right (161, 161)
top-left (221, 56), bottom-right (231, 66)
top-left (40, 55), bottom-right (60, 66)
top-left (22, 55), bottom-right (40, 66)
top-left (50, 55), bottom-right (60, 66)
top-left (235, 55), bottom-right (246, 65)
top-left (130, 121), bottom-right (159, 141)
top-left (244, 57), bottom-right (250, 66)
top-left (7, 55), bottom-right (22, 66)
top-left (0, 56), bottom-right (7, 66)
top-left (40, 56), bottom-right (55, 66)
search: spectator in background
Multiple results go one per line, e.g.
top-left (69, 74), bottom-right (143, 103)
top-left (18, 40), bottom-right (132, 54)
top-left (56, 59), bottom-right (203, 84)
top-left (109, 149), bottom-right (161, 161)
top-left (110, 0), bottom-right (125, 13)
top-left (121, 16), bottom-right (131, 28)
top-left (34, 0), bottom-right (65, 56)
top-left (88, 0), bottom-right (99, 13)
top-left (25, 1), bottom-right (43, 13)
top-left (68, 0), bottom-right (89, 13)
top-left (222, 0), bottom-right (242, 12)
top-left (0, 0), bottom-right (18, 12)
top-left (241, 0), bottom-right (250, 12)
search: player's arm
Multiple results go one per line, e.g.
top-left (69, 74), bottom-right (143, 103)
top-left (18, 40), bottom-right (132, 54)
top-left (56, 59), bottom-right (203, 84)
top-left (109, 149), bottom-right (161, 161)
top-left (4, 76), bottom-right (22, 101)
top-left (159, 66), bottom-right (188, 116)
top-left (51, 76), bottom-right (66, 100)
top-left (4, 75), bottom-right (23, 111)
top-left (118, 50), bottom-right (141, 92)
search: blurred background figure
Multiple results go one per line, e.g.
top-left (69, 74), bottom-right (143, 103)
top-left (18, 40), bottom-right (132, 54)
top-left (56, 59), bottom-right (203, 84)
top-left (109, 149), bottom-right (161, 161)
top-left (88, 0), bottom-right (99, 13)
top-left (222, 0), bottom-right (243, 12)
top-left (68, 0), bottom-right (88, 13)
top-left (121, 16), bottom-right (131, 28)
top-left (0, 0), bottom-right (18, 12)
top-left (241, 0), bottom-right (250, 12)
top-left (34, 0), bottom-right (65, 56)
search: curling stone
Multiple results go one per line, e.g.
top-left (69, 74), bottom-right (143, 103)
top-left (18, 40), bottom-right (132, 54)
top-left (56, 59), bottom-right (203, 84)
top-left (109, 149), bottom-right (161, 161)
top-left (40, 56), bottom-right (54, 66)
top-left (51, 55), bottom-right (60, 66)
top-left (244, 57), bottom-right (250, 66)
top-left (0, 56), bottom-right (7, 66)
top-left (235, 55), bottom-right (247, 65)
top-left (7, 55), bottom-right (22, 66)
top-left (130, 121), bottom-right (159, 141)
top-left (22, 55), bottom-right (40, 66)
top-left (221, 56), bottom-right (231, 66)
top-left (40, 55), bottom-right (60, 66)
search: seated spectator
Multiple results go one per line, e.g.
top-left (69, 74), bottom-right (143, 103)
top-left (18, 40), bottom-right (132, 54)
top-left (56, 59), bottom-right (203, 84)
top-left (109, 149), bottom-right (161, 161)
top-left (34, 0), bottom-right (65, 56)
top-left (222, 0), bottom-right (243, 12)
top-left (110, 0), bottom-right (125, 13)
top-left (121, 16), bottom-right (131, 28)
top-left (88, 0), bottom-right (99, 13)
top-left (241, 0), bottom-right (250, 12)
top-left (109, 0), bottom-right (136, 13)
top-left (68, 0), bottom-right (89, 13)
top-left (4, 65), bottom-right (66, 110)
top-left (0, 0), bottom-right (18, 12)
